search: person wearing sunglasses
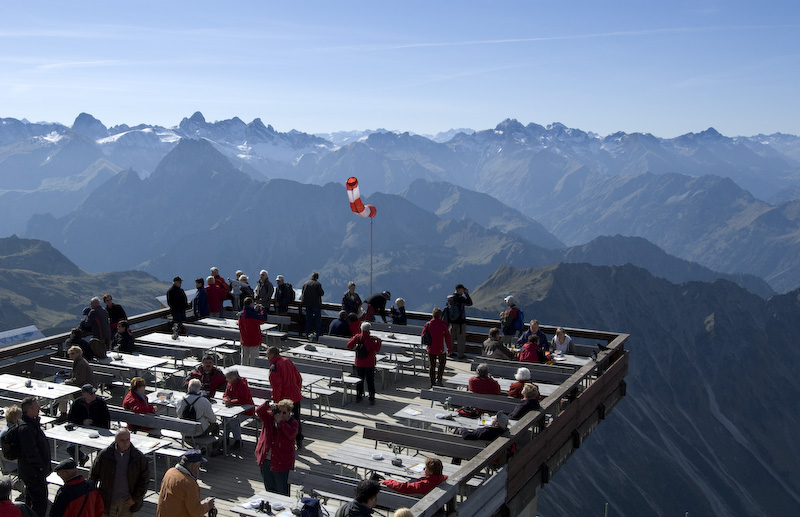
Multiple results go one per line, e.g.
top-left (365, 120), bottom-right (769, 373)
top-left (254, 399), bottom-right (298, 496)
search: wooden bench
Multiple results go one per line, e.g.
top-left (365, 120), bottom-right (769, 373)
top-left (364, 422), bottom-right (487, 460)
top-left (0, 348), bottom-right (56, 370)
top-left (33, 361), bottom-right (118, 395)
top-left (471, 357), bottom-right (573, 384)
top-left (421, 388), bottom-right (520, 414)
top-left (290, 469), bottom-right (420, 512)
top-left (289, 358), bottom-right (355, 408)
top-left (107, 405), bottom-right (217, 451)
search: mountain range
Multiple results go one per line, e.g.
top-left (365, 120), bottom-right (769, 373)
top-left (470, 263), bottom-right (800, 516)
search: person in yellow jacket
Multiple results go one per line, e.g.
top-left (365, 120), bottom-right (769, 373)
top-left (156, 450), bottom-right (215, 517)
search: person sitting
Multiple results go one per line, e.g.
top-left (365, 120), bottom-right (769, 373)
top-left (64, 327), bottom-right (94, 361)
top-left (112, 320), bottom-right (134, 353)
top-left (390, 298), bottom-right (407, 325)
top-left (335, 479), bottom-right (381, 517)
top-left (64, 346), bottom-right (95, 387)
top-left (122, 377), bottom-right (157, 432)
top-left (0, 475), bottom-right (36, 517)
top-left (468, 364), bottom-right (501, 395)
top-left (518, 335), bottom-right (543, 363)
top-left (507, 367), bottom-right (531, 399)
top-left (50, 458), bottom-right (104, 517)
top-left (509, 383), bottom-right (541, 420)
top-left (551, 326), bottom-right (576, 354)
top-left (380, 457), bottom-right (448, 495)
top-left (68, 385), bottom-right (110, 465)
top-left (185, 355), bottom-right (227, 397)
top-left (458, 411), bottom-right (509, 441)
top-left (328, 310), bottom-right (351, 337)
top-left (482, 328), bottom-right (515, 360)
top-left (347, 312), bottom-right (361, 336)
top-left (176, 379), bottom-right (222, 456)
top-left (222, 369), bottom-right (255, 450)
top-left (517, 319), bottom-right (548, 349)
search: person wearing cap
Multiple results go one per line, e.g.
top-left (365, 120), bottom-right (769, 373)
top-left (166, 276), bottom-right (191, 330)
top-left (266, 346), bottom-right (305, 449)
top-left (328, 310), bottom-right (351, 337)
top-left (16, 397), bottom-right (51, 517)
top-left (156, 450), bottom-right (215, 517)
top-left (80, 297), bottom-right (111, 358)
top-left (51, 457), bottom-right (104, 517)
top-left (517, 319), bottom-right (548, 350)
top-left (499, 295), bottom-right (521, 345)
top-left (507, 367), bottom-right (531, 398)
top-left (192, 277), bottom-right (209, 318)
top-left (255, 270), bottom-right (274, 309)
top-left (255, 398), bottom-right (299, 495)
top-left (347, 322), bottom-right (383, 404)
top-left (237, 297), bottom-right (268, 366)
top-left (0, 475), bottom-right (36, 517)
top-left (380, 457), bottom-right (448, 495)
top-left (341, 281), bottom-right (362, 315)
top-left (300, 272), bottom-right (325, 338)
top-left (68, 384), bottom-right (111, 465)
top-left (89, 428), bottom-right (150, 516)
top-left (335, 479), bottom-right (381, 517)
top-left (444, 284), bottom-right (473, 359)
top-left (364, 291), bottom-right (391, 323)
top-left (222, 369), bottom-right (255, 449)
top-left (274, 275), bottom-right (293, 315)
top-left (468, 364), bottom-right (501, 395)
top-left (458, 412), bottom-right (509, 441)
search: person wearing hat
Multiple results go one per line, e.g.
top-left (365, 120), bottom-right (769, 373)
top-left (364, 291), bottom-right (391, 323)
top-left (67, 383), bottom-right (110, 466)
top-left (458, 412), bottom-right (509, 441)
top-left (16, 397), bottom-right (51, 517)
top-left (51, 457), bottom-right (104, 517)
top-left (166, 276), bottom-right (191, 331)
top-left (347, 322), bottom-right (383, 404)
top-left (499, 295), bottom-right (521, 345)
top-left (274, 275), bottom-right (293, 315)
top-left (89, 428), bottom-right (150, 516)
top-left (156, 450), bottom-right (215, 517)
top-left (444, 284), bottom-right (473, 359)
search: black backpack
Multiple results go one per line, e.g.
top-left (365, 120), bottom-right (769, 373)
top-left (287, 284), bottom-right (296, 302)
top-left (1, 423), bottom-right (21, 461)
top-left (300, 497), bottom-right (327, 517)
top-left (181, 396), bottom-right (200, 421)
top-left (444, 304), bottom-right (461, 322)
top-left (354, 339), bottom-right (368, 359)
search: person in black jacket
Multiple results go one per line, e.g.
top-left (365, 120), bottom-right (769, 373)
top-left (328, 310), bottom-right (351, 337)
top-left (16, 397), bottom-right (51, 517)
top-left (301, 272), bottom-right (325, 338)
top-left (274, 275), bottom-right (293, 315)
top-left (509, 384), bottom-right (541, 420)
top-left (89, 428), bottom-right (150, 515)
top-left (459, 411), bottom-right (509, 441)
top-left (166, 277), bottom-right (191, 330)
top-left (103, 293), bottom-right (127, 335)
top-left (68, 385), bottom-right (111, 465)
top-left (335, 479), bottom-right (381, 517)
top-left (444, 284), bottom-right (473, 359)
top-left (112, 320), bottom-right (134, 353)
top-left (364, 291), bottom-right (391, 323)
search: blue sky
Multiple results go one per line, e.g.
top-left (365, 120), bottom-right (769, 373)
top-left (1, 1), bottom-right (798, 137)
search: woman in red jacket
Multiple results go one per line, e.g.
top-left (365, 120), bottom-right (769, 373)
top-left (255, 399), bottom-right (298, 496)
top-left (347, 322), bottom-right (382, 404)
top-left (422, 308), bottom-right (453, 387)
top-left (122, 377), bottom-right (156, 431)
top-left (381, 457), bottom-right (448, 495)
top-left (237, 297), bottom-right (268, 366)
top-left (518, 334), bottom-right (543, 363)
top-left (222, 369), bottom-right (255, 449)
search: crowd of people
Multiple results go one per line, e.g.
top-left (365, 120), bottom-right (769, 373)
top-left (0, 264), bottom-right (574, 516)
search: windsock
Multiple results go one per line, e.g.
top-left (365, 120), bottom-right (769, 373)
top-left (346, 177), bottom-right (377, 218)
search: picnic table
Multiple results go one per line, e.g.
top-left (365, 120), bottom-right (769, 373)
top-left (286, 344), bottom-right (394, 387)
top-left (97, 352), bottom-right (170, 374)
top-left (369, 329), bottom-right (424, 376)
top-left (445, 373), bottom-right (558, 398)
top-left (325, 442), bottom-right (463, 479)
top-left (138, 332), bottom-right (234, 355)
top-left (195, 317), bottom-right (277, 332)
top-left (0, 373), bottom-right (81, 415)
top-left (232, 491), bottom-right (298, 517)
top-left (393, 404), bottom-right (506, 431)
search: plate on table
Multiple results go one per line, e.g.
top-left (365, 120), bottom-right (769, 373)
top-left (271, 503), bottom-right (285, 511)
top-left (372, 453), bottom-right (384, 460)
top-left (88, 432), bottom-right (100, 438)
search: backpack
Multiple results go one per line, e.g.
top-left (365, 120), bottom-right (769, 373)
top-left (300, 496), bottom-right (327, 517)
top-left (287, 284), bottom-right (296, 302)
top-left (354, 339), bottom-right (368, 359)
top-left (421, 323), bottom-right (432, 347)
top-left (1, 423), bottom-right (21, 461)
top-left (457, 406), bottom-right (479, 418)
top-left (181, 396), bottom-right (200, 421)
top-left (444, 304), bottom-right (461, 323)
top-left (514, 308), bottom-right (525, 331)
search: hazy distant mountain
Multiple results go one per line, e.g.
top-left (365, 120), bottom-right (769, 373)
top-left (743, 132), bottom-right (800, 164)
top-left (0, 235), bottom-right (168, 334)
top-left (470, 263), bottom-right (800, 516)
top-left (422, 128), bottom-right (476, 143)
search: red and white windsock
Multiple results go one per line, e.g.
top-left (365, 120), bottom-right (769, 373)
top-left (346, 177), bottom-right (377, 218)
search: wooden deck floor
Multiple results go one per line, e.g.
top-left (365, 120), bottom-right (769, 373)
top-left (17, 341), bottom-right (475, 517)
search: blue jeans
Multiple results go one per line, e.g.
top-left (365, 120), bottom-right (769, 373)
top-left (260, 459), bottom-right (290, 495)
top-left (305, 306), bottom-right (321, 336)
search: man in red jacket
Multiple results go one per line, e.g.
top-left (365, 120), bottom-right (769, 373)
top-left (186, 355), bottom-right (227, 397)
top-left (222, 368), bottom-right (255, 449)
top-left (237, 297), bottom-right (268, 366)
top-left (380, 457), bottom-right (448, 495)
top-left (468, 363), bottom-right (501, 395)
top-left (266, 346), bottom-right (304, 449)
top-left (50, 458), bottom-right (104, 517)
top-left (347, 322), bottom-right (382, 405)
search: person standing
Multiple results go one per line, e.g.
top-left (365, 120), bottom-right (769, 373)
top-left (254, 399), bottom-right (299, 496)
top-left (205, 276), bottom-right (225, 318)
top-left (341, 281), bottom-right (362, 315)
top-left (364, 291), bottom-right (391, 323)
top-left (444, 284), bottom-right (473, 359)
top-left (81, 297), bottom-right (111, 358)
top-left (237, 297), bottom-right (268, 366)
top-left (89, 428), bottom-right (150, 516)
top-left (15, 397), bottom-right (50, 517)
top-left (51, 458), bottom-right (104, 517)
top-left (210, 267), bottom-right (230, 301)
top-left (274, 275), bottom-right (294, 315)
top-left (301, 272), bottom-right (324, 338)
top-left (266, 346), bottom-right (304, 449)
top-left (499, 295), bottom-right (522, 345)
top-left (156, 450), bottom-right (215, 517)
top-left (347, 322), bottom-right (382, 405)
top-left (166, 277), bottom-right (191, 331)
top-left (422, 308), bottom-right (452, 387)
top-left (255, 270), bottom-right (274, 309)
top-left (192, 278), bottom-right (209, 318)
top-left (103, 294), bottom-right (127, 336)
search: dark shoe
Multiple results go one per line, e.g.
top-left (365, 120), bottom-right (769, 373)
top-left (228, 439), bottom-right (241, 450)
top-left (369, 399), bottom-right (375, 406)
top-left (449, 353), bottom-right (456, 358)
top-left (296, 439), bottom-right (304, 450)
top-left (78, 451), bottom-right (90, 467)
